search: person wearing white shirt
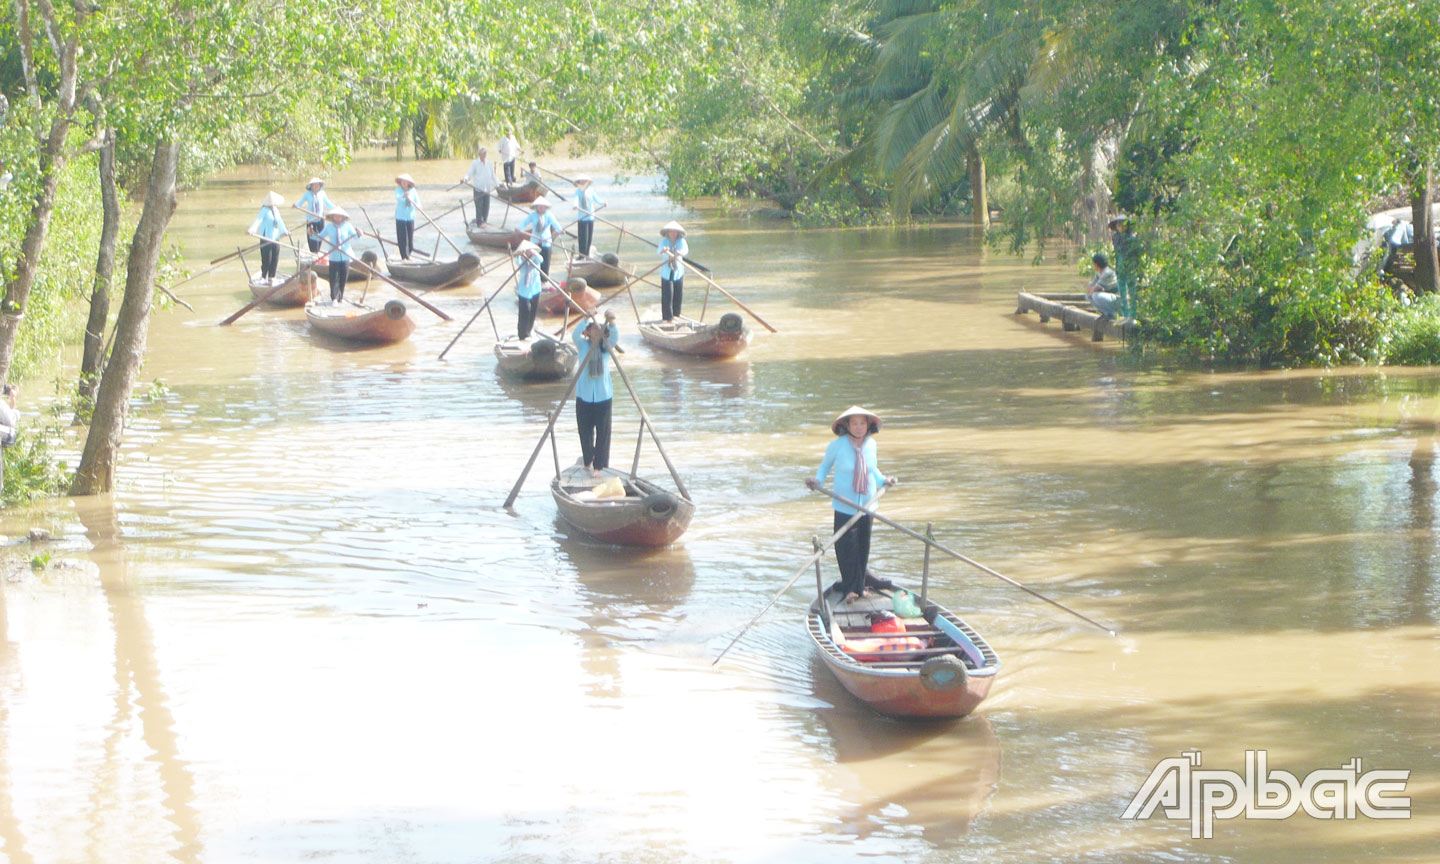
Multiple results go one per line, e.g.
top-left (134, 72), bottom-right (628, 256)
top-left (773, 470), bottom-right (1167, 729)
top-left (498, 131), bottom-right (521, 184)
top-left (462, 147), bottom-right (498, 225)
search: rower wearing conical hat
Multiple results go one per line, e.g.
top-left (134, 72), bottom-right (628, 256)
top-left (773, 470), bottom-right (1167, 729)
top-left (247, 192), bottom-right (289, 281)
top-left (316, 206), bottom-right (361, 303)
top-left (805, 405), bottom-right (897, 604)
top-left (658, 220), bottom-right (688, 322)
top-left (394, 173), bottom-right (419, 261)
top-left (296, 177), bottom-right (333, 252)
top-left (518, 195), bottom-right (562, 278)
top-left (572, 307), bottom-right (619, 477)
top-left (572, 175), bottom-right (605, 258)
top-left (514, 240), bottom-right (544, 340)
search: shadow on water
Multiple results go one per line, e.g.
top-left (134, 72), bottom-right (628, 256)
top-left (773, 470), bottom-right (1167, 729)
top-left (0, 573), bottom-right (33, 864)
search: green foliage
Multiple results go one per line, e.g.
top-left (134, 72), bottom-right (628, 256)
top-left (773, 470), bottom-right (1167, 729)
top-left (2, 425), bottom-right (73, 506)
top-left (1378, 295), bottom-right (1440, 366)
top-left (28, 553), bottom-right (49, 571)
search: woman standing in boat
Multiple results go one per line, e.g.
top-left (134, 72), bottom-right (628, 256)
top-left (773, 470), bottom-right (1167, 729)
top-left (518, 196), bottom-right (562, 277)
top-left (316, 206), bottom-right (360, 303)
top-left (297, 177), bottom-right (333, 252)
top-left (573, 310), bottom-right (619, 476)
top-left (806, 406), bottom-right (897, 604)
top-left (658, 221), bottom-right (688, 321)
top-left (247, 192), bottom-right (289, 280)
top-left (573, 176), bottom-right (605, 258)
top-left (514, 241), bottom-right (544, 339)
top-left (394, 173), bottom-right (419, 261)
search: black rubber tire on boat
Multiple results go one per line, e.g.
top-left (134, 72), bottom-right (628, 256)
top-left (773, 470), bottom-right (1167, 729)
top-left (459, 252), bottom-right (481, 271)
top-left (919, 655), bottom-right (968, 692)
top-left (718, 312), bottom-right (744, 335)
top-left (643, 491), bottom-right (679, 521)
top-left (568, 276), bottom-right (589, 292)
top-left (600, 252), bottom-right (621, 267)
top-left (531, 338), bottom-right (557, 361)
top-left (361, 249), bottom-right (380, 267)
top-left (383, 299), bottom-right (407, 320)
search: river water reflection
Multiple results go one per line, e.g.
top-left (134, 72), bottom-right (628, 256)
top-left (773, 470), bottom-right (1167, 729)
top-left (1, 152), bottom-right (1437, 862)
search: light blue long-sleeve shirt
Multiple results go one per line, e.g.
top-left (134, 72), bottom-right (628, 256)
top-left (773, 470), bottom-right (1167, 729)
top-left (395, 185), bottom-right (418, 221)
top-left (297, 188), bottom-right (333, 223)
top-left (816, 435), bottom-right (885, 515)
top-left (248, 206), bottom-right (288, 240)
top-left (516, 255), bottom-right (542, 299)
top-left (519, 211), bottom-right (562, 248)
top-left (659, 236), bottom-right (688, 280)
top-left (575, 187), bottom-right (604, 222)
top-left (317, 220), bottom-right (360, 262)
top-left (573, 321), bottom-right (618, 403)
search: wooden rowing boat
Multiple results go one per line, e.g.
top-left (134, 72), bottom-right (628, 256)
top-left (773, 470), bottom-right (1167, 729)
top-left (300, 250), bottom-right (381, 283)
top-left (550, 464), bottom-right (694, 547)
top-left (566, 253), bottom-right (635, 288)
top-left (638, 314), bottom-right (750, 358)
top-left (304, 298), bottom-right (416, 344)
top-left (807, 583), bottom-right (1000, 719)
top-left (493, 335), bottom-right (578, 380)
top-left (495, 180), bottom-right (542, 204)
top-left (247, 271), bottom-right (316, 307)
top-left (466, 224), bottom-right (522, 249)
top-left (385, 252), bottom-right (483, 289)
top-left (538, 281), bottom-right (602, 316)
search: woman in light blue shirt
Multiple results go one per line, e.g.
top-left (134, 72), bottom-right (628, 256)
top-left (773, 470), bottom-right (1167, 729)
top-left (658, 221), bottom-right (688, 321)
top-left (806, 406), bottom-right (896, 603)
top-left (394, 173), bottom-right (419, 261)
top-left (297, 177), bottom-right (333, 252)
top-left (573, 310), bottom-right (619, 475)
top-left (514, 241), bottom-right (544, 339)
top-left (573, 176), bottom-right (605, 257)
top-left (519, 197), bottom-right (562, 277)
top-left (248, 191), bottom-right (289, 280)
top-left (316, 207), bottom-right (361, 302)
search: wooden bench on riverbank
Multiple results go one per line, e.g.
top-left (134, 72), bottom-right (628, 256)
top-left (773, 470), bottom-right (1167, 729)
top-left (1013, 291), bottom-right (1138, 343)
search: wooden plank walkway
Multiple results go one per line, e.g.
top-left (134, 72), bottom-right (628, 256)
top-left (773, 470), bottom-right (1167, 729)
top-left (1013, 291), bottom-right (1138, 343)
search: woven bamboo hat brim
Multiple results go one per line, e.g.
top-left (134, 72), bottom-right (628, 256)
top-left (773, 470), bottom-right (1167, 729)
top-left (324, 206), bottom-right (349, 220)
top-left (264, 191), bottom-right (284, 207)
top-left (515, 241), bottom-right (540, 257)
top-left (395, 173), bottom-right (415, 186)
top-left (573, 175), bottom-right (593, 185)
top-left (659, 220), bottom-right (686, 237)
top-left (832, 405), bottom-right (881, 436)
top-left (531, 196), bottom-right (552, 209)
top-left (306, 177), bottom-right (325, 188)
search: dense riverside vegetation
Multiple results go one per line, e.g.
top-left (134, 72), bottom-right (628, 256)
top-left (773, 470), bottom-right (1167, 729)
top-left (0, 0), bottom-right (1437, 497)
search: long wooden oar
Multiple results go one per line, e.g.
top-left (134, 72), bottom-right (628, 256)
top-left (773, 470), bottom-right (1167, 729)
top-left (588, 213), bottom-right (712, 274)
top-left (437, 265), bottom-right (524, 360)
top-left (678, 262), bottom-right (777, 333)
top-left (210, 241), bottom-right (263, 265)
top-left (413, 201), bottom-right (465, 257)
top-left (814, 486), bottom-right (1117, 636)
top-left (219, 264), bottom-right (318, 326)
top-left (266, 233), bottom-right (452, 321)
top-left (712, 485), bottom-right (891, 665)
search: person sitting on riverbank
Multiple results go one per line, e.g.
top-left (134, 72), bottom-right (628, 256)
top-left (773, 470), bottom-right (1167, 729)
top-left (658, 221), bottom-right (688, 321)
top-left (1378, 219), bottom-right (1414, 276)
top-left (317, 207), bottom-right (360, 303)
top-left (247, 192), bottom-right (289, 280)
top-left (297, 178), bottom-right (333, 253)
top-left (805, 406), bottom-right (896, 605)
top-left (1085, 253), bottom-right (1122, 319)
top-left (394, 174), bottom-right (419, 261)
top-left (518, 197), bottom-right (562, 277)
top-left (573, 311), bottom-right (619, 477)
top-left (462, 146), bottom-right (497, 226)
top-left (514, 241), bottom-right (543, 339)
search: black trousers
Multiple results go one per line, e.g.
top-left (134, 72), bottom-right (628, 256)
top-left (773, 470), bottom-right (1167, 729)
top-left (503, 160), bottom-right (516, 183)
top-left (517, 295), bottom-right (539, 339)
top-left (576, 397), bottom-right (613, 470)
top-left (259, 241), bottom-right (280, 279)
top-left (833, 509), bottom-right (874, 596)
top-left (396, 219), bottom-right (415, 259)
top-left (306, 222), bottom-right (323, 253)
top-left (540, 245), bottom-right (553, 278)
top-left (328, 260), bottom-right (349, 301)
top-left (661, 276), bottom-right (684, 320)
top-left (473, 191), bottom-right (490, 225)
top-left (577, 221), bottom-right (594, 257)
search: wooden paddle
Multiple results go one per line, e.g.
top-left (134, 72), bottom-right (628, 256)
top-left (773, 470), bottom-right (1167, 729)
top-left (812, 485), bottom-right (1118, 635)
top-left (587, 213), bottom-right (712, 274)
top-left (219, 263), bottom-right (319, 326)
top-left (679, 263), bottom-right (777, 333)
top-left (210, 241), bottom-right (263, 265)
top-left (712, 484), bottom-right (890, 666)
top-left (265, 233), bottom-right (453, 321)
top-left (412, 201), bottom-right (465, 257)
top-left (437, 265), bottom-right (525, 360)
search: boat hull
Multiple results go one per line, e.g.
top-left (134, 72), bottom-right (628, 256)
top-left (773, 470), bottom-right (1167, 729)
top-left (467, 225), bottom-right (522, 249)
top-left (638, 315), bottom-right (751, 358)
top-left (304, 299), bottom-right (416, 344)
top-left (248, 272), bottom-right (316, 307)
top-left (301, 251), bottom-right (382, 283)
top-left (538, 285), bottom-right (602, 316)
top-left (807, 587), bottom-right (1000, 720)
top-left (494, 336), bottom-right (578, 380)
top-left (385, 253), bottom-right (482, 288)
top-left (567, 255), bottom-right (635, 288)
top-left (495, 181), bottom-right (542, 204)
top-left (550, 466), bottom-right (694, 547)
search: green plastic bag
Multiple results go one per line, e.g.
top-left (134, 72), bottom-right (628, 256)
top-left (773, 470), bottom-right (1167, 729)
top-left (892, 588), bottom-right (923, 619)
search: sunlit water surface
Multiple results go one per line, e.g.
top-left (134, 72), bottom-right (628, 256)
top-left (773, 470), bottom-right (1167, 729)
top-left (1, 153), bottom-right (1438, 863)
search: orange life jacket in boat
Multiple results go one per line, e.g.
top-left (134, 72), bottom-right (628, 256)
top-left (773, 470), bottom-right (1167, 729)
top-left (841, 635), bottom-right (927, 663)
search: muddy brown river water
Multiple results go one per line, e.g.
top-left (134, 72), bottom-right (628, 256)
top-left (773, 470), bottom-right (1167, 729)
top-left (0, 152), bottom-right (1437, 863)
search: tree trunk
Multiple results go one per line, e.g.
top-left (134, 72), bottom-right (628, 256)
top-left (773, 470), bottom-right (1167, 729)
top-left (0, 120), bottom-right (72, 383)
top-left (969, 144), bottom-right (989, 228)
top-left (1411, 163), bottom-right (1438, 295)
top-left (70, 138), bottom-right (180, 496)
top-left (75, 129), bottom-right (119, 422)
